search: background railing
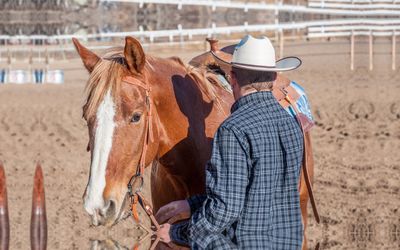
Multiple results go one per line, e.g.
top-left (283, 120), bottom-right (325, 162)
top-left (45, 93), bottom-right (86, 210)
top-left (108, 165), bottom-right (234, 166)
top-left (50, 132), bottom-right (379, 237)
top-left (1, 0), bottom-right (399, 84)
top-left (100, 0), bottom-right (400, 15)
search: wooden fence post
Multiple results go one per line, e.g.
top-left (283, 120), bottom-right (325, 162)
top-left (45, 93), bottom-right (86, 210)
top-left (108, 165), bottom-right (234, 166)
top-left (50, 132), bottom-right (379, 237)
top-left (30, 163), bottom-right (47, 250)
top-left (0, 163), bottom-right (10, 250)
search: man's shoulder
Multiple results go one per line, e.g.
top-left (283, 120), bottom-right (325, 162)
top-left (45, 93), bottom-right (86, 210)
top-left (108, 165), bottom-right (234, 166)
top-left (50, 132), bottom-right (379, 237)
top-left (218, 108), bottom-right (265, 142)
top-left (215, 117), bottom-right (249, 151)
top-left (218, 116), bottom-right (242, 135)
top-left (222, 102), bottom-right (283, 132)
top-left (219, 109), bottom-right (250, 133)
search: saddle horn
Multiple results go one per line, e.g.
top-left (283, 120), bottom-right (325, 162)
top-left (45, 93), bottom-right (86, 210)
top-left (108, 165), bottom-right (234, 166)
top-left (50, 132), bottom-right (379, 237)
top-left (206, 37), bottom-right (219, 52)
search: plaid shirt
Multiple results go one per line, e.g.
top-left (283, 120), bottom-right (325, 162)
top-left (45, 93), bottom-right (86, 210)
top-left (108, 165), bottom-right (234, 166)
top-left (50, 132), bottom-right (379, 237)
top-left (170, 91), bottom-right (304, 249)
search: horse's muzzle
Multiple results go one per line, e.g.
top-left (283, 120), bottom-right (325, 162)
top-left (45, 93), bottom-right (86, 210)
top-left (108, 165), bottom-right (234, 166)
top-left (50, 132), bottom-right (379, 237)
top-left (85, 198), bottom-right (120, 227)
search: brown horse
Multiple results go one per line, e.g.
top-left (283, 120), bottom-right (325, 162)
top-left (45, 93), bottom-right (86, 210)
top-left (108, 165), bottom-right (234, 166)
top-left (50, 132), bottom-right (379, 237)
top-left (73, 37), bottom-right (316, 249)
top-left (73, 37), bottom-right (233, 227)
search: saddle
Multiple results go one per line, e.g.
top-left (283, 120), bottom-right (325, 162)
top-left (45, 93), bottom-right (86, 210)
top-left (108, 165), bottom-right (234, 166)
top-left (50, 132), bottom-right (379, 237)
top-left (189, 39), bottom-right (320, 224)
top-left (190, 40), bottom-right (308, 123)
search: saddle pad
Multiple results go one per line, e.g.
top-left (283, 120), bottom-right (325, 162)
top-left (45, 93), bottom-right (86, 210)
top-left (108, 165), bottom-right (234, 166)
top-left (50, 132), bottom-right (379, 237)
top-left (209, 71), bottom-right (314, 124)
top-left (285, 81), bottom-right (314, 122)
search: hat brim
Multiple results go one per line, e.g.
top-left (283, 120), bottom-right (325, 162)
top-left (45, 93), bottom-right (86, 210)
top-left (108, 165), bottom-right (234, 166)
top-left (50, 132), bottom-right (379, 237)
top-left (211, 49), bottom-right (302, 72)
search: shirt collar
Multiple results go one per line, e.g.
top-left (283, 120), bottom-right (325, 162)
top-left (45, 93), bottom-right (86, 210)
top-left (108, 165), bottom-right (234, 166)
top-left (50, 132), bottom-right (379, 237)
top-left (231, 91), bottom-right (276, 113)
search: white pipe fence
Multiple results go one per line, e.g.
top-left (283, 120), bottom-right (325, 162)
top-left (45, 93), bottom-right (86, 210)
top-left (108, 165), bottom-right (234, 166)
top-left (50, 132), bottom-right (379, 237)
top-left (308, 0), bottom-right (399, 2)
top-left (308, 31), bottom-right (400, 37)
top-left (308, 2), bottom-right (400, 8)
top-left (100, 0), bottom-right (400, 16)
top-left (1, 0), bottom-right (399, 83)
top-left (1, 19), bottom-right (400, 43)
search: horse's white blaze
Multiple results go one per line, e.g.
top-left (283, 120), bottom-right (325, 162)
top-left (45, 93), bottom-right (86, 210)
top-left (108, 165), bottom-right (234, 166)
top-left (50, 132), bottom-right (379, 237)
top-left (84, 91), bottom-right (116, 216)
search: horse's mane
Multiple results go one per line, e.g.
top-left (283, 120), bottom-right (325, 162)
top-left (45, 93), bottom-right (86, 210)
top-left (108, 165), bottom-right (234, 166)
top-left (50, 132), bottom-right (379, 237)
top-left (83, 48), bottom-right (125, 120)
top-left (83, 48), bottom-right (226, 120)
top-left (170, 56), bottom-right (227, 103)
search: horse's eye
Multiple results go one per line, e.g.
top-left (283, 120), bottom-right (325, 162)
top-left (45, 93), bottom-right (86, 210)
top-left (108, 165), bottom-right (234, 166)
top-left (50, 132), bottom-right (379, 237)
top-left (131, 113), bottom-right (141, 123)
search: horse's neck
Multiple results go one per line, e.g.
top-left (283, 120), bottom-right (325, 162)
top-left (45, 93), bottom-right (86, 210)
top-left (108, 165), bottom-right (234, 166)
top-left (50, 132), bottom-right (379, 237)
top-left (147, 60), bottom-right (234, 200)
top-left (150, 63), bottom-right (231, 169)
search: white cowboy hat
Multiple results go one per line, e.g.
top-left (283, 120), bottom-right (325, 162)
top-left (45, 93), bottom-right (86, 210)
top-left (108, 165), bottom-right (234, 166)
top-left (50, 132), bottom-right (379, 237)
top-left (211, 35), bottom-right (302, 72)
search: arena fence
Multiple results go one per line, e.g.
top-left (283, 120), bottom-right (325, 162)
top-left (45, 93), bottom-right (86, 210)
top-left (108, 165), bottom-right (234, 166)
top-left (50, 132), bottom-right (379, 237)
top-left (100, 0), bottom-right (400, 16)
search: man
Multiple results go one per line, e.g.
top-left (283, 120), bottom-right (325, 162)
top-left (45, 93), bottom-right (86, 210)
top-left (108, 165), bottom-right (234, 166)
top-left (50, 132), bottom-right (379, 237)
top-left (156, 35), bottom-right (305, 249)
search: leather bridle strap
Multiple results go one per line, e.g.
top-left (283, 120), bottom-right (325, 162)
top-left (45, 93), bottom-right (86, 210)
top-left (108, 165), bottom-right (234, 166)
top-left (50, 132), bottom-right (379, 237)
top-left (122, 76), bottom-right (160, 230)
top-left (282, 89), bottom-right (320, 224)
top-left (123, 75), bottom-right (153, 178)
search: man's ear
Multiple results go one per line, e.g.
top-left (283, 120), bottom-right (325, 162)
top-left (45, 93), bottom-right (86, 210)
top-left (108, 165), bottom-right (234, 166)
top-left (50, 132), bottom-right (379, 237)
top-left (72, 38), bottom-right (100, 73)
top-left (229, 71), bottom-right (238, 86)
top-left (124, 36), bottom-right (146, 74)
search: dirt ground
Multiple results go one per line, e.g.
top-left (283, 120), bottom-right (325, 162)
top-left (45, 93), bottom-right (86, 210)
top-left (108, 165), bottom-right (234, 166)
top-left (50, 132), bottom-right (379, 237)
top-left (0, 39), bottom-right (399, 249)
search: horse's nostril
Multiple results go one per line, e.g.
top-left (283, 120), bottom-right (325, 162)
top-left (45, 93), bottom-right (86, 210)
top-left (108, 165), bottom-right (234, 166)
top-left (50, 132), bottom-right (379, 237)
top-left (105, 199), bottom-right (116, 218)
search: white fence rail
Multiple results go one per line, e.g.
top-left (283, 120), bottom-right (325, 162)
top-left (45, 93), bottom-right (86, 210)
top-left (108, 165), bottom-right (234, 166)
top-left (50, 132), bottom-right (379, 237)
top-left (308, 2), bottom-right (400, 8)
top-left (1, 19), bottom-right (400, 43)
top-left (308, 0), bottom-right (399, 2)
top-left (1, 16), bottom-right (399, 71)
top-left (100, 0), bottom-right (400, 16)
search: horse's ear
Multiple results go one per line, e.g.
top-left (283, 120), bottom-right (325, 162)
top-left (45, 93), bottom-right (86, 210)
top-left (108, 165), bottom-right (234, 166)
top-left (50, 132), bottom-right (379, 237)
top-left (72, 38), bottom-right (100, 73)
top-left (124, 36), bottom-right (146, 74)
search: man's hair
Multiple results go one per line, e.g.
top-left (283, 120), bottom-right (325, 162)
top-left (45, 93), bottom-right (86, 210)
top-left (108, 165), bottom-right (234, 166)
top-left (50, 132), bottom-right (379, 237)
top-left (231, 67), bottom-right (277, 91)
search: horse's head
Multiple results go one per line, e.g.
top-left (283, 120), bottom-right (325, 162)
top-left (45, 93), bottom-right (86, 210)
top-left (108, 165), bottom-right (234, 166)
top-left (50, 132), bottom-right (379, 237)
top-left (73, 37), bottom-right (158, 226)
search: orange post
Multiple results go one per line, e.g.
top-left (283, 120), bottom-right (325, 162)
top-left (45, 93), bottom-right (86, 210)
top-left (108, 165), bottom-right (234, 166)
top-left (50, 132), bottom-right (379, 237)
top-left (0, 162), bottom-right (10, 250)
top-left (30, 163), bottom-right (47, 250)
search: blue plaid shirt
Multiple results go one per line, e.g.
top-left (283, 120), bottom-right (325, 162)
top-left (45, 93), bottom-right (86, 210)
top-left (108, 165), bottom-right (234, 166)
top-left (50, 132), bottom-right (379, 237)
top-left (170, 91), bottom-right (304, 249)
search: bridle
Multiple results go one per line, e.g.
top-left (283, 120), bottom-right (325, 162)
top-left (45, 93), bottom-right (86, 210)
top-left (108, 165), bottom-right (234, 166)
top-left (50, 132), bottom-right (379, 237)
top-left (121, 75), bottom-right (162, 248)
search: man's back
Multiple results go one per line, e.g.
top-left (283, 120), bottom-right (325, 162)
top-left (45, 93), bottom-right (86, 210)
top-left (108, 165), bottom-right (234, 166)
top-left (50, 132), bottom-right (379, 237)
top-left (222, 91), bottom-right (304, 249)
top-left (161, 35), bottom-right (307, 250)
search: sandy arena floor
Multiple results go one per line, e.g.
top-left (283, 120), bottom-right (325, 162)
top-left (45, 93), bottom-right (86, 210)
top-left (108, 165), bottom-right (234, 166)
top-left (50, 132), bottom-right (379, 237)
top-left (0, 40), bottom-right (399, 249)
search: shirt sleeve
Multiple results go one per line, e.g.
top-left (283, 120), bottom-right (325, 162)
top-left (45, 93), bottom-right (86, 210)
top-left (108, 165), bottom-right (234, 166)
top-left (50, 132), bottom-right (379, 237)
top-left (188, 126), bottom-right (250, 239)
top-left (170, 222), bottom-right (239, 249)
top-left (169, 194), bottom-right (207, 245)
top-left (169, 221), bottom-right (189, 246)
top-left (190, 233), bottom-right (239, 249)
top-left (187, 194), bottom-right (207, 214)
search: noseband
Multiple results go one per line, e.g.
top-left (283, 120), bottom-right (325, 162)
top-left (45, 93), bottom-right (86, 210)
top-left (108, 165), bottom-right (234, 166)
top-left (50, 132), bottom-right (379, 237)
top-left (122, 76), bottom-right (161, 241)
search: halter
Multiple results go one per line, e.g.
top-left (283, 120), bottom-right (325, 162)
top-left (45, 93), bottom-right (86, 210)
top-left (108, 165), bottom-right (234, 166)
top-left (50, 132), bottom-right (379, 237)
top-left (122, 76), bottom-right (161, 247)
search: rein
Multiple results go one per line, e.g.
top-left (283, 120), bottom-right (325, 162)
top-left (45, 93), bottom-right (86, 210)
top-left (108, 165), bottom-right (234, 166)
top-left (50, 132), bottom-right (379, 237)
top-left (122, 76), bottom-right (161, 247)
top-left (276, 87), bottom-right (320, 224)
